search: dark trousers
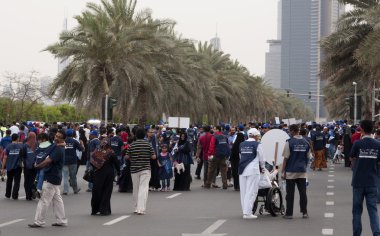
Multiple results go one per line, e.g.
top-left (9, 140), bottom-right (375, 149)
top-left (91, 165), bottom-right (114, 215)
top-left (195, 158), bottom-right (203, 177)
top-left (231, 158), bottom-right (240, 190)
top-left (6, 167), bottom-right (22, 199)
top-left (285, 178), bottom-right (307, 216)
top-left (24, 168), bottom-right (36, 200)
top-left (206, 157), bottom-right (227, 188)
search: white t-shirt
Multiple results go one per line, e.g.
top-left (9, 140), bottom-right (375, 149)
top-left (9, 125), bottom-right (19, 135)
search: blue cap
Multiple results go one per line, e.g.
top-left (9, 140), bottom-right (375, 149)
top-left (262, 123), bottom-right (270, 129)
top-left (90, 130), bottom-right (98, 136)
top-left (238, 124), bottom-right (244, 131)
top-left (66, 129), bottom-right (74, 136)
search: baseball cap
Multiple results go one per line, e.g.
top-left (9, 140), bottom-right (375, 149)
top-left (66, 129), bottom-right (74, 136)
top-left (90, 130), bottom-right (99, 136)
top-left (262, 123), bottom-right (270, 129)
top-left (247, 128), bottom-right (260, 136)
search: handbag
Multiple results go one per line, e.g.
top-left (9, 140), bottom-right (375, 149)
top-left (83, 167), bottom-right (94, 182)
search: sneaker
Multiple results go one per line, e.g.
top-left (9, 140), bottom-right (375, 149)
top-left (52, 223), bottom-right (67, 227)
top-left (283, 215), bottom-right (293, 219)
top-left (62, 192), bottom-right (68, 195)
top-left (195, 175), bottom-right (201, 180)
top-left (36, 190), bottom-right (41, 199)
top-left (212, 184), bottom-right (220, 188)
top-left (28, 223), bottom-right (42, 228)
top-left (243, 214), bottom-right (257, 219)
top-left (302, 213), bottom-right (309, 219)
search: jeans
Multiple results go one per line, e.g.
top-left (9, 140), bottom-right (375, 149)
top-left (161, 179), bottom-right (170, 188)
top-left (352, 187), bottom-right (380, 236)
top-left (37, 169), bottom-right (45, 191)
top-left (5, 167), bottom-right (22, 199)
top-left (62, 164), bottom-right (78, 193)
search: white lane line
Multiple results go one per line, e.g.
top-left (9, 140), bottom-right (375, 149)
top-left (328, 175), bottom-right (335, 177)
top-left (167, 193), bottom-right (182, 199)
top-left (326, 192), bottom-right (334, 196)
top-left (329, 171), bottom-right (335, 173)
top-left (0, 219), bottom-right (25, 228)
top-left (103, 215), bottom-right (130, 226)
top-left (324, 213), bottom-right (334, 218)
top-left (327, 186), bottom-right (334, 189)
top-left (328, 180), bottom-right (335, 182)
top-left (326, 201), bottom-right (335, 206)
top-left (322, 228), bottom-right (334, 235)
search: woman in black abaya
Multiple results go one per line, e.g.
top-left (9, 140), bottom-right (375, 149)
top-left (230, 130), bottom-right (245, 191)
top-left (173, 133), bottom-right (193, 191)
top-left (91, 138), bottom-right (120, 216)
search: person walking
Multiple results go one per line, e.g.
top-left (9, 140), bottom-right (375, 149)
top-left (91, 137), bottom-right (120, 216)
top-left (238, 128), bottom-right (265, 219)
top-left (231, 128), bottom-right (245, 191)
top-left (350, 120), bottom-right (380, 236)
top-left (125, 128), bottom-right (156, 215)
top-left (21, 132), bottom-right (37, 200)
top-left (282, 124), bottom-right (311, 219)
top-left (311, 125), bottom-right (326, 171)
top-left (1, 133), bottom-right (23, 199)
top-left (28, 131), bottom-right (67, 228)
top-left (63, 129), bottom-right (84, 195)
top-left (172, 132), bottom-right (193, 191)
top-left (205, 126), bottom-right (230, 189)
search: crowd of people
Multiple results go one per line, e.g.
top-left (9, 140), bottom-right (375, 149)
top-left (0, 119), bottom-right (380, 234)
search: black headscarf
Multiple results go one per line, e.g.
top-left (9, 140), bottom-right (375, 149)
top-left (178, 132), bottom-right (188, 146)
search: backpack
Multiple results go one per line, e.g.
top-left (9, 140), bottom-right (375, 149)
top-left (215, 134), bottom-right (230, 158)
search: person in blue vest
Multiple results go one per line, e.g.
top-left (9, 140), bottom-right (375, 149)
top-left (63, 129), bottom-right (84, 195)
top-left (350, 120), bottom-right (380, 236)
top-left (238, 128), bottom-right (265, 219)
top-left (1, 133), bottom-right (23, 199)
top-left (281, 124), bottom-right (311, 219)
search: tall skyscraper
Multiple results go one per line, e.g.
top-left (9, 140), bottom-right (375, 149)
top-left (265, 0), bottom-right (283, 89)
top-left (265, 40), bottom-right (282, 89)
top-left (210, 36), bottom-right (221, 51)
top-left (280, 0), bottom-right (344, 118)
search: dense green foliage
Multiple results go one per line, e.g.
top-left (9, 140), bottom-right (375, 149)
top-left (0, 98), bottom-right (91, 124)
top-left (322, 0), bottom-right (380, 119)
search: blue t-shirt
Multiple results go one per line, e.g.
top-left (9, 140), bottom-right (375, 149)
top-left (64, 138), bottom-right (83, 165)
top-left (311, 132), bottom-right (325, 151)
top-left (23, 144), bottom-right (36, 170)
top-left (350, 137), bottom-right (380, 188)
top-left (44, 146), bottom-right (65, 185)
top-left (5, 143), bottom-right (23, 171)
top-left (110, 136), bottom-right (123, 156)
top-left (0, 136), bottom-right (12, 150)
top-left (89, 138), bottom-right (100, 153)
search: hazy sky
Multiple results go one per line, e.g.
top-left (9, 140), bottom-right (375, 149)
top-left (0, 0), bottom-right (279, 79)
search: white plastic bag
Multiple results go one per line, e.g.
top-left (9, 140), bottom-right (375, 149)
top-left (258, 173), bottom-right (272, 189)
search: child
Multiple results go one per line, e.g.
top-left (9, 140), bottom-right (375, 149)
top-left (157, 144), bottom-right (173, 191)
top-left (333, 142), bottom-right (344, 164)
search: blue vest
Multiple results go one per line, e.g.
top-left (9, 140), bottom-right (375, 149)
top-left (238, 141), bottom-right (259, 175)
top-left (285, 138), bottom-right (310, 173)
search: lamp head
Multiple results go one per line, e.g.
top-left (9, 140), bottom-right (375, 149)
top-left (352, 82), bottom-right (357, 85)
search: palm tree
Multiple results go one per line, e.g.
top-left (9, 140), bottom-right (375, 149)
top-left (321, 0), bottom-right (380, 119)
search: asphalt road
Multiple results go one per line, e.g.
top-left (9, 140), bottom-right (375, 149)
top-left (0, 162), bottom-right (376, 236)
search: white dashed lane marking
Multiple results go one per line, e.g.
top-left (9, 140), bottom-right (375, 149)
top-left (326, 201), bottom-right (334, 206)
top-left (328, 175), bottom-right (335, 177)
top-left (327, 186), bottom-right (334, 189)
top-left (103, 215), bottom-right (130, 226)
top-left (328, 180), bottom-right (335, 182)
top-left (322, 228), bottom-right (334, 235)
top-left (326, 192), bottom-right (334, 196)
top-left (324, 213), bottom-right (334, 218)
top-left (167, 193), bottom-right (182, 199)
top-left (0, 219), bottom-right (25, 228)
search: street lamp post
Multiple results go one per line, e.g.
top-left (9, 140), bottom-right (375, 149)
top-left (353, 82), bottom-right (357, 125)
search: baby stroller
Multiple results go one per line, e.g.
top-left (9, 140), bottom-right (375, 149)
top-left (252, 164), bottom-right (285, 217)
